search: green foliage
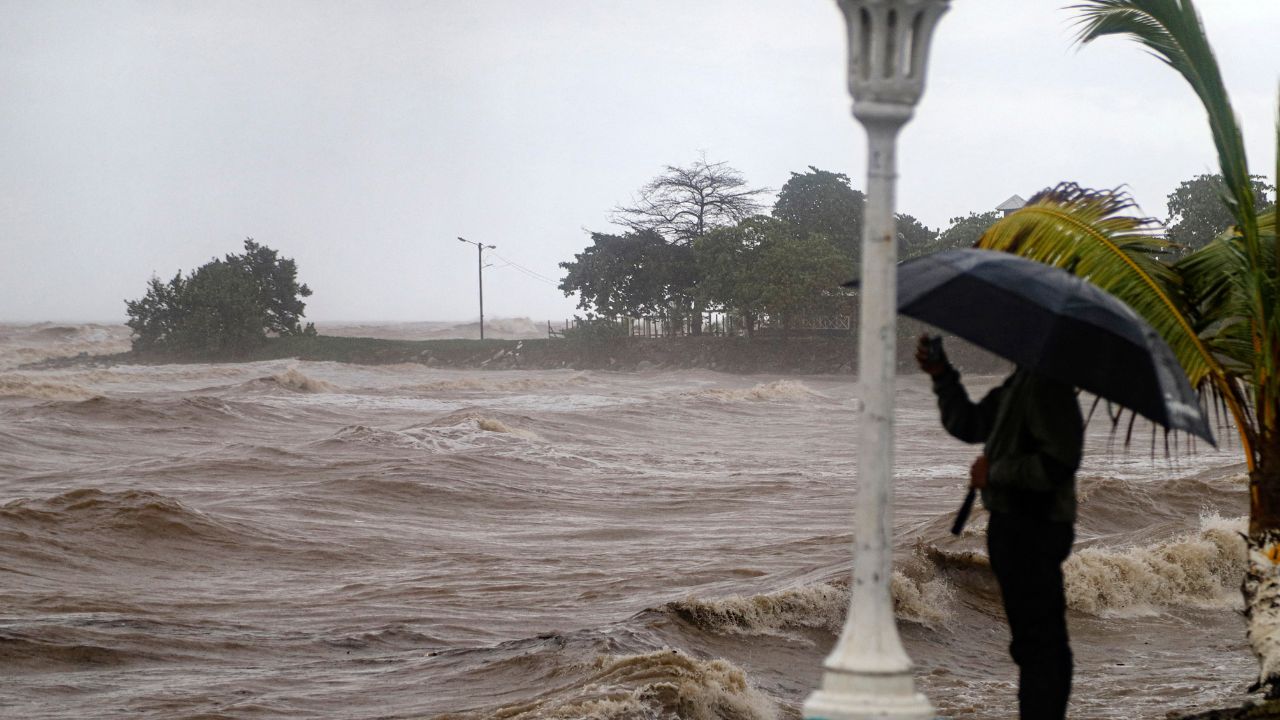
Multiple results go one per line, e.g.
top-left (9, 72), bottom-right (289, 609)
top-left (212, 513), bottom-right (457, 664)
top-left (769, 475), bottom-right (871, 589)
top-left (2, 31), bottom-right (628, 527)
top-left (693, 219), bottom-right (769, 318)
top-left (1165, 173), bottom-right (1275, 254)
top-left (694, 217), bottom-right (851, 329)
top-left (594, 157), bottom-right (766, 334)
top-left (896, 213), bottom-right (941, 260)
top-left (977, 184), bottom-right (1216, 388)
top-left (934, 211), bottom-right (1001, 254)
top-left (564, 163), bottom-right (957, 330)
top-left (1030, 11), bottom-right (1280, 686)
top-left (124, 273), bottom-right (185, 352)
top-left (772, 167), bottom-right (864, 261)
top-left (751, 225), bottom-right (852, 326)
top-left (558, 230), bottom-right (683, 318)
top-left (231, 239), bottom-right (314, 335)
top-left (125, 239), bottom-right (313, 356)
top-left (1063, 0), bottom-right (1279, 477)
top-left (560, 316), bottom-right (629, 343)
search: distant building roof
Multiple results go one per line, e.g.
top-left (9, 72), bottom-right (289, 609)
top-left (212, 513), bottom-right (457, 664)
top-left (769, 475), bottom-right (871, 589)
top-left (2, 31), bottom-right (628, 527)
top-left (996, 194), bottom-right (1027, 213)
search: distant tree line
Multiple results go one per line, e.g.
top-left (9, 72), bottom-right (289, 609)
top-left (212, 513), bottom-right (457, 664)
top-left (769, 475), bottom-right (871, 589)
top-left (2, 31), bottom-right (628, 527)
top-left (126, 239), bottom-right (314, 356)
top-left (558, 157), bottom-right (998, 334)
top-left (559, 156), bottom-right (1274, 335)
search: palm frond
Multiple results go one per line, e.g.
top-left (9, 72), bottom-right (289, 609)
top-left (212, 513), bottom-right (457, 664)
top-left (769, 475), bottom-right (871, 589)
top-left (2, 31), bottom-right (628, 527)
top-left (979, 184), bottom-right (1212, 382)
top-left (1070, 0), bottom-right (1274, 468)
top-left (1071, 0), bottom-right (1260, 258)
top-left (980, 184), bottom-right (1259, 458)
top-left (1175, 225), bottom-right (1271, 457)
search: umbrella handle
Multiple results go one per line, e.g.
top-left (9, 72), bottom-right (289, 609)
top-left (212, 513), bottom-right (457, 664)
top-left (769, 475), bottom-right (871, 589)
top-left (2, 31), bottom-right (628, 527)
top-left (950, 487), bottom-right (977, 536)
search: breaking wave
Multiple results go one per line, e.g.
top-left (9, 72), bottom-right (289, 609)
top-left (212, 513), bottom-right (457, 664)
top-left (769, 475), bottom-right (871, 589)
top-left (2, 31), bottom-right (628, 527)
top-left (0, 374), bottom-right (97, 400)
top-left (233, 368), bottom-right (337, 394)
top-left (323, 425), bottom-right (433, 450)
top-left (426, 409), bottom-right (542, 441)
top-left (0, 322), bottom-right (132, 370)
top-left (320, 412), bottom-right (541, 453)
top-left (1064, 513), bottom-right (1247, 614)
top-left (269, 367), bottom-right (336, 393)
top-left (666, 565), bottom-right (953, 635)
top-left (685, 380), bottom-right (822, 403)
top-left (667, 582), bottom-right (848, 635)
top-left (408, 373), bottom-right (590, 393)
top-left (484, 650), bottom-right (779, 720)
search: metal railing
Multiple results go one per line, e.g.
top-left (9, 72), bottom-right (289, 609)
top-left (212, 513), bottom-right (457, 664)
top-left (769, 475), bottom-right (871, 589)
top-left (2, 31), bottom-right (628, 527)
top-left (548, 313), bottom-right (853, 339)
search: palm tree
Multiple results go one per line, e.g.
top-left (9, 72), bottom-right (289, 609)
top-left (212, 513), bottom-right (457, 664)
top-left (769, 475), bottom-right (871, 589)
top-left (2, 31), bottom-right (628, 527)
top-left (973, 0), bottom-right (1280, 694)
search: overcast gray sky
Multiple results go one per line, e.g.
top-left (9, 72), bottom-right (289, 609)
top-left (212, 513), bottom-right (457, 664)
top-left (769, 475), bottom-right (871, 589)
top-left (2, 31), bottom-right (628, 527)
top-left (2, 0), bottom-right (1276, 323)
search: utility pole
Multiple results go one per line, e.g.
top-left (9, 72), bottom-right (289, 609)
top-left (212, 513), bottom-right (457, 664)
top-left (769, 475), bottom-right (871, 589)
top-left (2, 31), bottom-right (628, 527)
top-left (457, 237), bottom-right (496, 340)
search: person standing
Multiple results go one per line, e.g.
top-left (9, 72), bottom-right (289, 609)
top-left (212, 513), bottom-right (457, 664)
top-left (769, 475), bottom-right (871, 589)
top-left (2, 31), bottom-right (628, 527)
top-left (916, 334), bottom-right (1084, 719)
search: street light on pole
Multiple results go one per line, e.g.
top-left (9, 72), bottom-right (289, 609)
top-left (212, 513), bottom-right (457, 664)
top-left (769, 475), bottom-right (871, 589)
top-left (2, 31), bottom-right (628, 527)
top-left (804, 2), bottom-right (949, 719)
top-left (457, 237), bottom-right (496, 340)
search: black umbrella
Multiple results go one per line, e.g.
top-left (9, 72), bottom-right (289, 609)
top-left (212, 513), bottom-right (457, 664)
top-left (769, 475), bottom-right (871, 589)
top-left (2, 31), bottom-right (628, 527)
top-left (879, 248), bottom-right (1215, 533)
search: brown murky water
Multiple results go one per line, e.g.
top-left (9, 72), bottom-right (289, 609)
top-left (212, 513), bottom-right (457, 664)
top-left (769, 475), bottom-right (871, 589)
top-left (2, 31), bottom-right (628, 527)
top-left (0, 322), bottom-right (1256, 719)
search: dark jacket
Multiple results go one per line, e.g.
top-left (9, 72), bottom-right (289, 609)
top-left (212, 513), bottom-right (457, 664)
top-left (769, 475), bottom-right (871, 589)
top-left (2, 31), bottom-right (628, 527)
top-left (932, 366), bottom-right (1084, 523)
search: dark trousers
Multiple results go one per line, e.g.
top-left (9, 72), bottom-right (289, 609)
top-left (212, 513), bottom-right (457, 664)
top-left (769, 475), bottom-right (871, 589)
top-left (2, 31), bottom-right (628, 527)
top-left (987, 511), bottom-right (1074, 719)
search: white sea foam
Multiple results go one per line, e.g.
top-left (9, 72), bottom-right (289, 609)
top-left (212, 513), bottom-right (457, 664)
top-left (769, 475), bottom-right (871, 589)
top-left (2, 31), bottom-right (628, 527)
top-left (325, 415), bottom-right (542, 453)
top-left (409, 373), bottom-right (590, 393)
top-left (686, 380), bottom-right (821, 403)
top-left (669, 582), bottom-right (849, 635)
top-left (0, 374), bottom-right (97, 401)
top-left (892, 568), bottom-right (956, 626)
top-left (271, 367), bottom-right (336, 393)
top-left (0, 322), bottom-right (132, 370)
top-left (668, 566), bottom-right (952, 636)
top-left (1064, 514), bottom-right (1247, 614)
top-left (490, 650), bottom-right (778, 720)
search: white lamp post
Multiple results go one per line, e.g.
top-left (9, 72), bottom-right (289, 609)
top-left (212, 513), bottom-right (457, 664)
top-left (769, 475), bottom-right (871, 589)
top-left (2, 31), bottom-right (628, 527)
top-left (804, 2), bottom-right (949, 719)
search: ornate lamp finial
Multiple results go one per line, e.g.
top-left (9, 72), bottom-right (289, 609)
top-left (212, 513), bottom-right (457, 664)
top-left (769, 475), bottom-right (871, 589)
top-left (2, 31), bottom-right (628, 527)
top-left (837, 0), bottom-right (949, 123)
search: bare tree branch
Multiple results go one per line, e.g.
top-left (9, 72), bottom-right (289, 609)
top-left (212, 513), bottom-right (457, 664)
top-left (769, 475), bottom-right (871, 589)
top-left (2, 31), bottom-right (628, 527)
top-left (612, 154), bottom-right (768, 245)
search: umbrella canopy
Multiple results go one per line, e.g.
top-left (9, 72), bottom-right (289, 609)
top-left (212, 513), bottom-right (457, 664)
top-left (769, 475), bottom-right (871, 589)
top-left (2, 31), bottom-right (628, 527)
top-left (889, 248), bottom-right (1214, 445)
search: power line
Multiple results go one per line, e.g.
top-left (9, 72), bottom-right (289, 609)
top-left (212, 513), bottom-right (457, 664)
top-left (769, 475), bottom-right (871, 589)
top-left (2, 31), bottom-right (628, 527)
top-left (490, 251), bottom-right (559, 286)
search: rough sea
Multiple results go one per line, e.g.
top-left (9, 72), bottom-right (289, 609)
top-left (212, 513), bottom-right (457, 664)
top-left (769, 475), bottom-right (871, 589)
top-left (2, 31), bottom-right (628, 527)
top-left (0, 321), bottom-right (1257, 719)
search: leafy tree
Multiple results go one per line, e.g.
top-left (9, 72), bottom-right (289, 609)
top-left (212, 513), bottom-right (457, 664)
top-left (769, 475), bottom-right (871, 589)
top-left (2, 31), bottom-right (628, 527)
top-left (694, 217), bottom-right (852, 333)
top-left (607, 156), bottom-right (766, 333)
top-left (694, 218), bottom-right (772, 331)
top-left (124, 273), bottom-right (185, 351)
top-left (168, 259), bottom-right (270, 355)
top-left (893, 210), bottom-right (997, 261)
top-left (896, 213), bottom-right (941, 260)
top-left (772, 167), bottom-right (864, 261)
top-left (938, 210), bottom-right (1001, 252)
top-left (1165, 173), bottom-right (1275, 254)
top-left (231, 239), bottom-right (314, 335)
top-left (558, 230), bottom-right (682, 319)
top-left (125, 239), bottom-right (313, 356)
top-left (751, 224), bottom-right (852, 329)
top-left (977, 0), bottom-right (1280, 694)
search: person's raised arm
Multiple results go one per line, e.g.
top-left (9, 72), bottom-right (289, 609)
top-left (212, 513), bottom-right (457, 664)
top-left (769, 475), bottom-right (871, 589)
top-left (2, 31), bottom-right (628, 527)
top-left (917, 334), bottom-right (1001, 444)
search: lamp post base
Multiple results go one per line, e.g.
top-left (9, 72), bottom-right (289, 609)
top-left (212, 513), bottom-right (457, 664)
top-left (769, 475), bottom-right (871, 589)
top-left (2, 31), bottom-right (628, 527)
top-left (803, 668), bottom-right (935, 720)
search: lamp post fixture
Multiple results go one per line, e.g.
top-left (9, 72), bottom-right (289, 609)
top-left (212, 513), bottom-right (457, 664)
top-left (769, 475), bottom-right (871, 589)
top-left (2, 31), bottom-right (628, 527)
top-left (804, 2), bottom-right (949, 719)
top-left (457, 237), bottom-right (496, 340)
